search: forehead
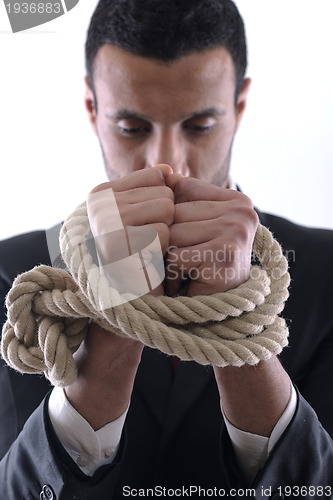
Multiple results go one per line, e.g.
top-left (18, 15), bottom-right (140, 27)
top-left (93, 45), bottom-right (237, 116)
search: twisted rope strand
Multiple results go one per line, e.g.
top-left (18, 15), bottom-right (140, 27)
top-left (1, 202), bottom-right (290, 386)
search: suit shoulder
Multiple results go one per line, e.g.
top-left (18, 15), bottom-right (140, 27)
top-left (258, 210), bottom-right (333, 253)
top-left (0, 230), bottom-right (51, 286)
top-left (257, 210), bottom-right (333, 298)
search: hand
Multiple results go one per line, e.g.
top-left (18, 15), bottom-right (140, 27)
top-left (87, 164), bottom-right (175, 297)
top-left (65, 322), bottom-right (144, 430)
top-left (164, 176), bottom-right (259, 297)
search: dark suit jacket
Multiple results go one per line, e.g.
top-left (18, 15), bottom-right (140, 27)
top-left (0, 211), bottom-right (333, 499)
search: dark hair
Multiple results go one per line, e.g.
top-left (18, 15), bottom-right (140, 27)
top-left (85, 0), bottom-right (247, 100)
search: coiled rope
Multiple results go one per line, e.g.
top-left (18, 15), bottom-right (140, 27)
top-left (1, 202), bottom-right (290, 386)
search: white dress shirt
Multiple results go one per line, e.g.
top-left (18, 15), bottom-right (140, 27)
top-left (49, 382), bottom-right (297, 481)
top-left (49, 387), bottom-right (127, 476)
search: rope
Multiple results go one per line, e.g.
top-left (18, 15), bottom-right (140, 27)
top-left (1, 202), bottom-right (290, 387)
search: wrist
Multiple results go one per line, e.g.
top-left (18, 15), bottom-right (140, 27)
top-left (214, 356), bottom-right (291, 436)
top-left (64, 323), bottom-right (143, 430)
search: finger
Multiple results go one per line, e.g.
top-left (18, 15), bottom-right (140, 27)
top-left (173, 200), bottom-right (228, 223)
top-left (165, 238), bottom-right (250, 297)
top-left (170, 209), bottom-right (258, 250)
top-left (111, 164), bottom-right (173, 191)
top-left (173, 177), bottom-right (245, 203)
top-left (120, 198), bottom-right (175, 227)
top-left (99, 223), bottom-right (169, 260)
top-left (153, 164), bottom-right (174, 177)
top-left (166, 239), bottom-right (233, 272)
top-left (90, 167), bottom-right (167, 195)
top-left (170, 218), bottom-right (221, 248)
top-left (138, 222), bottom-right (170, 256)
top-left (165, 172), bottom-right (185, 191)
top-left (92, 222), bottom-right (168, 300)
top-left (115, 185), bottom-right (174, 205)
top-left (165, 242), bottom-right (220, 297)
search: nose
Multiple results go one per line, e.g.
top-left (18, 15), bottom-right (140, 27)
top-left (146, 129), bottom-right (190, 177)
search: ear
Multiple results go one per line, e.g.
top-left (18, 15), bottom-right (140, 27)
top-left (235, 77), bottom-right (251, 131)
top-left (84, 76), bottom-right (98, 135)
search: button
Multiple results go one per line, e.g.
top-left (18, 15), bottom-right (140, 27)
top-left (104, 446), bottom-right (116, 458)
top-left (40, 484), bottom-right (55, 499)
top-left (76, 455), bottom-right (89, 467)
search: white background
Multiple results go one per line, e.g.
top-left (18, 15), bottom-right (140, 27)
top-left (0, 0), bottom-right (332, 240)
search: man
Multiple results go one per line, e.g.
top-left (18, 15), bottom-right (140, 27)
top-left (0, 0), bottom-right (332, 498)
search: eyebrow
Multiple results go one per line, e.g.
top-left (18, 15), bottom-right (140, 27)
top-left (106, 110), bottom-right (151, 121)
top-left (184, 107), bottom-right (227, 120)
top-left (106, 107), bottom-right (226, 122)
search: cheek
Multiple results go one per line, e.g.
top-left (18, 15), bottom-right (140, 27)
top-left (191, 129), bottom-right (235, 179)
top-left (97, 127), bottom-right (147, 177)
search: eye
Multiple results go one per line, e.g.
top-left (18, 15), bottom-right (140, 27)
top-left (186, 125), bottom-right (213, 133)
top-left (117, 119), bottom-right (151, 136)
top-left (183, 117), bottom-right (216, 134)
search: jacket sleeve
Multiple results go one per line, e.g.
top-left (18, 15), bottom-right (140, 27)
top-left (0, 231), bottom-right (53, 459)
top-left (254, 388), bottom-right (333, 498)
top-left (220, 386), bottom-right (333, 499)
top-left (0, 395), bottom-right (127, 499)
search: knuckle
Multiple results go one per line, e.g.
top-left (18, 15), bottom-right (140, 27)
top-left (216, 217), bottom-right (252, 245)
top-left (233, 219), bottom-right (253, 242)
top-left (224, 203), bottom-right (259, 230)
top-left (173, 204), bottom-right (184, 223)
top-left (157, 222), bottom-right (169, 239)
top-left (168, 224), bottom-right (180, 247)
top-left (230, 190), bottom-right (253, 207)
top-left (174, 177), bottom-right (196, 200)
top-left (166, 244), bottom-right (182, 266)
top-left (150, 167), bottom-right (166, 185)
top-left (161, 185), bottom-right (175, 202)
top-left (119, 204), bottom-right (130, 223)
top-left (250, 208), bottom-right (260, 227)
top-left (155, 223), bottom-right (170, 254)
top-left (240, 206), bottom-right (259, 232)
top-left (89, 181), bottom-right (112, 195)
top-left (160, 198), bottom-right (175, 225)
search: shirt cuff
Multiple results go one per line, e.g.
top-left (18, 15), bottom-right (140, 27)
top-left (48, 386), bottom-right (128, 476)
top-left (222, 381), bottom-right (297, 483)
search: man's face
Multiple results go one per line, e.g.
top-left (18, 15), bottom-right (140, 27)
top-left (85, 45), bottom-right (250, 186)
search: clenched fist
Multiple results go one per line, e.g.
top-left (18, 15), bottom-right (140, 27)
top-left (164, 175), bottom-right (259, 297)
top-left (87, 165), bottom-right (175, 297)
